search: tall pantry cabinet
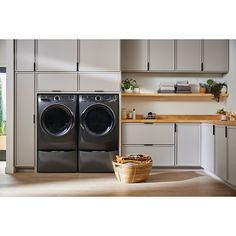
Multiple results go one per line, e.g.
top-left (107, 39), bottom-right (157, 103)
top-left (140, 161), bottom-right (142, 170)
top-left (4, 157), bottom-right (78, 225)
top-left (15, 40), bottom-right (35, 167)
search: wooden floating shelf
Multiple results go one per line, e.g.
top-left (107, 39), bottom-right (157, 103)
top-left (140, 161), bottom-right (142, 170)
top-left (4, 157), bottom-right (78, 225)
top-left (121, 93), bottom-right (229, 101)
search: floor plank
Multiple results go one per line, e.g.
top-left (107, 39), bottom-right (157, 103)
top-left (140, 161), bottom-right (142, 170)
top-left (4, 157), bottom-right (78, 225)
top-left (0, 162), bottom-right (236, 196)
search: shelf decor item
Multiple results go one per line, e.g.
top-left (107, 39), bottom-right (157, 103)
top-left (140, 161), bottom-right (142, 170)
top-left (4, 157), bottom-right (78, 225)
top-left (217, 108), bottom-right (227, 121)
top-left (121, 78), bottom-right (139, 93)
top-left (112, 154), bottom-right (152, 183)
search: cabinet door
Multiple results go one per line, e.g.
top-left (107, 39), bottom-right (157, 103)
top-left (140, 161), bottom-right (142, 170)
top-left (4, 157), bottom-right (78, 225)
top-left (36, 40), bottom-right (77, 71)
top-left (79, 73), bottom-right (121, 92)
top-left (121, 40), bottom-right (148, 71)
top-left (36, 73), bottom-right (78, 92)
top-left (203, 40), bottom-right (229, 72)
top-left (149, 40), bottom-right (174, 71)
top-left (122, 123), bottom-right (175, 145)
top-left (176, 40), bottom-right (201, 71)
top-left (176, 124), bottom-right (201, 166)
top-left (215, 126), bottom-right (227, 180)
top-left (227, 127), bottom-right (236, 186)
top-left (122, 145), bottom-right (174, 166)
top-left (15, 73), bottom-right (35, 167)
top-left (79, 40), bottom-right (120, 71)
top-left (201, 124), bottom-right (215, 173)
top-left (15, 40), bottom-right (34, 71)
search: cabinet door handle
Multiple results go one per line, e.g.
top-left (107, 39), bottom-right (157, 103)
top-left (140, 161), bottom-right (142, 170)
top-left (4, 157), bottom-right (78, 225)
top-left (143, 123), bottom-right (153, 124)
top-left (225, 126), bottom-right (228, 138)
top-left (201, 62), bottom-right (204, 71)
top-left (33, 114), bottom-right (35, 124)
top-left (144, 144), bottom-right (153, 146)
top-left (147, 62), bottom-right (150, 71)
top-left (213, 125), bottom-right (215, 135)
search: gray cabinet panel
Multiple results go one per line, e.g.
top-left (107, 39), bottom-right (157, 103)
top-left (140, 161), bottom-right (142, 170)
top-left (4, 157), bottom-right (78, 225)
top-left (176, 124), bottom-right (201, 166)
top-left (227, 127), bottom-right (236, 186)
top-left (203, 40), bottom-right (229, 72)
top-left (215, 126), bottom-right (227, 180)
top-left (122, 145), bottom-right (174, 167)
top-left (36, 40), bottom-right (77, 71)
top-left (15, 40), bottom-right (34, 71)
top-left (176, 40), bottom-right (201, 71)
top-left (201, 124), bottom-right (215, 173)
top-left (15, 73), bottom-right (35, 167)
top-left (149, 40), bottom-right (174, 71)
top-left (121, 40), bottom-right (148, 71)
top-left (79, 40), bottom-right (120, 71)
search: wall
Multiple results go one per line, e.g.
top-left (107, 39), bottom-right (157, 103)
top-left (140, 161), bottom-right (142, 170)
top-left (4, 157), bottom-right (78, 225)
top-left (122, 40), bottom-right (236, 115)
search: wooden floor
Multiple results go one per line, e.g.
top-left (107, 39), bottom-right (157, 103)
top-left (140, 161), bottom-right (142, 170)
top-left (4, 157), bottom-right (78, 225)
top-left (0, 161), bottom-right (236, 196)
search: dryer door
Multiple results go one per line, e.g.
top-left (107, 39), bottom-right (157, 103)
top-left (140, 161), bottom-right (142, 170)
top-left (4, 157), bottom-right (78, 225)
top-left (41, 104), bottom-right (75, 137)
top-left (81, 104), bottom-right (115, 136)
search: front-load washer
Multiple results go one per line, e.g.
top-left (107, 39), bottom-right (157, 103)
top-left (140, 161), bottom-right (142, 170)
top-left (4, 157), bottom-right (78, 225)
top-left (37, 94), bottom-right (78, 172)
top-left (78, 94), bottom-right (119, 172)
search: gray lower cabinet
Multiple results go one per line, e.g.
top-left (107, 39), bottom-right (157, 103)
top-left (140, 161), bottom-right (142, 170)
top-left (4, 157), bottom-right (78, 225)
top-left (79, 40), bottom-right (120, 72)
top-left (176, 124), bottom-right (201, 166)
top-left (15, 73), bottom-right (35, 167)
top-left (203, 40), bottom-right (229, 73)
top-left (176, 40), bottom-right (202, 71)
top-left (227, 127), bottom-right (236, 186)
top-left (215, 126), bottom-right (227, 181)
top-left (121, 40), bottom-right (148, 71)
top-left (36, 40), bottom-right (78, 71)
top-left (201, 124), bottom-right (215, 173)
top-left (122, 145), bottom-right (175, 167)
top-left (149, 40), bottom-right (174, 71)
top-left (15, 40), bottom-right (35, 71)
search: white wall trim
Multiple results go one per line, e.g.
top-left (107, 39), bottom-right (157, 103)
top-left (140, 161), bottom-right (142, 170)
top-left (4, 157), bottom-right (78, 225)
top-left (5, 40), bottom-right (15, 173)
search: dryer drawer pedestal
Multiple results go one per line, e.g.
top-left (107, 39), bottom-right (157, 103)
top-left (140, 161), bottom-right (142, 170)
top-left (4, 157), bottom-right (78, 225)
top-left (79, 150), bottom-right (118, 173)
top-left (37, 150), bottom-right (77, 172)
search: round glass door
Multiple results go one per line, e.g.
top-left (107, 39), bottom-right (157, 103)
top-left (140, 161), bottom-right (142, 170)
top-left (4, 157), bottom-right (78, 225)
top-left (41, 105), bottom-right (74, 136)
top-left (82, 104), bottom-right (115, 136)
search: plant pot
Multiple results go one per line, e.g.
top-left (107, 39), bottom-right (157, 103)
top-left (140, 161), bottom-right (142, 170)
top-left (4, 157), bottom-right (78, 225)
top-left (133, 87), bottom-right (140, 93)
top-left (199, 87), bottom-right (206, 93)
top-left (124, 88), bottom-right (133, 93)
top-left (221, 115), bottom-right (227, 121)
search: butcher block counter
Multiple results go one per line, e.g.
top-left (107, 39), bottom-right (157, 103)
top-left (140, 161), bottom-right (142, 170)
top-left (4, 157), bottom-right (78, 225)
top-left (122, 115), bottom-right (236, 126)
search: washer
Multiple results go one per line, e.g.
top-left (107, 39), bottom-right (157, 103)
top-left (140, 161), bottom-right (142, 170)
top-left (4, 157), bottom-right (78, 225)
top-left (37, 94), bottom-right (78, 172)
top-left (78, 94), bottom-right (119, 172)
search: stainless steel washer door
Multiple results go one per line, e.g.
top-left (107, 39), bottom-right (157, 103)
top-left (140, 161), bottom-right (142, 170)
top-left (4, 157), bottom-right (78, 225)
top-left (41, 104), bottom-right (74, 137)
top-left (81, 104), bottom-right (115, 136)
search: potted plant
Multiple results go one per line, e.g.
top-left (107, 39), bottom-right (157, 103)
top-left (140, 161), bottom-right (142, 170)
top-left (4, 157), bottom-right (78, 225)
top-left (121, 78), bottom-right (139, 93)
top-left (199, 83), bottom-right (207, 93)
top-left (217, 108), bottom-right (227, 121)
top-left (207, 79), bottom-right (228, 102)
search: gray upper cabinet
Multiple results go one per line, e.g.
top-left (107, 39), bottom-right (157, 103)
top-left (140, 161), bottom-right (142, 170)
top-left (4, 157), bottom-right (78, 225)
top-left (203, 40), bottom-right (229, 73)
top-left (15, 40), bottom-right (35, 71)
top-left (149, 40), bottom-right (174, 71)
top-left (121, 40), bottom-right (148, 71)
top-left (36, 40), bottom-right (77, 71)
top-left (79, 40), bottom-right (120, 72)
top-left (176, 40), bottom-right (202, 71)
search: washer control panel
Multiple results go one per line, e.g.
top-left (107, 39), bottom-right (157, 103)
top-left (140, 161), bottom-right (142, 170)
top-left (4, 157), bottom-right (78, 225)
top-left (39, 95), bottom-right (76, 102)
top-left (80, 94), bottom-right (118, 102)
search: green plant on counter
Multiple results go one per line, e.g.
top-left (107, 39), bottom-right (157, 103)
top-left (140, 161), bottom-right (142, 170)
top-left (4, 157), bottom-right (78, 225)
top-left (0, 121), bottom-right (6, 136)
top-left (121, 78), bottom-right (138, 91)
top-left (217, 108), bottom-right (227, 115)
top-left (200, 79), bottom-right (228, 102)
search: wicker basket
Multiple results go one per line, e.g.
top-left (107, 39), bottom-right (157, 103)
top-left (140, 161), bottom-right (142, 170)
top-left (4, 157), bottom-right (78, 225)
top-left (112, 160), bottom-right (152, 183)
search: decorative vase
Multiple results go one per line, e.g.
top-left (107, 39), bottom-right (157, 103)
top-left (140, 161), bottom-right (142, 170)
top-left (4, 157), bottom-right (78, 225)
top-left (124, 88), bottom-right (133, 93)
top-left (133, 87), bottom-right (140, 93)
top-left (199, 87), bottom-right (206, 93)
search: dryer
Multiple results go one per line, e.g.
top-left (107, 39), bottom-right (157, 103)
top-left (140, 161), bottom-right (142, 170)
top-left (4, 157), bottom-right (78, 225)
top-left (78, 94), bottom-right (119, 172)
top-left (37, 94), bottom-right (78, 172)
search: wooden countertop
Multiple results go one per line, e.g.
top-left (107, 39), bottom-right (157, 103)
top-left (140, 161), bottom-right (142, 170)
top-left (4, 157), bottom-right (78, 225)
top-left (121, 115), bottom-right (236, 126)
